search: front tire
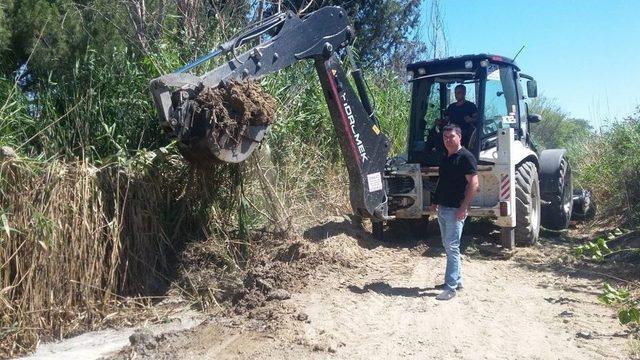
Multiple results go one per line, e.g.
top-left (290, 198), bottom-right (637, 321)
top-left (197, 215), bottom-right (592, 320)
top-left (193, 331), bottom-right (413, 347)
top-left (515, 161), bottom-right (541, 246)
top-left (541, 156), bottom-right (573, 230)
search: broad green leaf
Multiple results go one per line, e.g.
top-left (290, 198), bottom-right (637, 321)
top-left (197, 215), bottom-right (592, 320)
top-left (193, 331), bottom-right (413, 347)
top-left (619, 309), bottom-right (632, 325)
top-left (598, 294), bottom-right (612, 304)
top-left (604, 283), bottom-right (616, 293)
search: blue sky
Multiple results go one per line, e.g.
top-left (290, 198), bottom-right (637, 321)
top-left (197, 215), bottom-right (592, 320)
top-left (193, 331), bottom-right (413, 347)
top-left (420, 0), bottom-right (640, 129)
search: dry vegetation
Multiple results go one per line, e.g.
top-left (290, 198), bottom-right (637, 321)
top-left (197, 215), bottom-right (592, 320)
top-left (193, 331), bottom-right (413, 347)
top-left (0, 140), bottom-right (350, 357)
top-left (0, 153), bottom-right (223, 356)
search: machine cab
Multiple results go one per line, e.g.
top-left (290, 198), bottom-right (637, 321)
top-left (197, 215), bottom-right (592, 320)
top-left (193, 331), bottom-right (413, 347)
top-left (405, 54), bottom-right (538, 166)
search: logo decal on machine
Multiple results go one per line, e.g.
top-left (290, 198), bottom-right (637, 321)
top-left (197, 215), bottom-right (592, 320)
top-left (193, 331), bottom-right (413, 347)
top-left (367, 172), bottom-right (383, 192)
top-left (341, 92), bottom-right (369, 162)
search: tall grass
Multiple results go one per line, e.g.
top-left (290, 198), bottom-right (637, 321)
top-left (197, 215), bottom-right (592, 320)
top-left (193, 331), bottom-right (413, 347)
top-left (569, 118), bottom-right (640, 224)
top-left (0, 76), bottom-right (37, 150)
top-left (0, 153), bottom-right (245, 356)
top-left (263, 62), bottom-right (410, 160)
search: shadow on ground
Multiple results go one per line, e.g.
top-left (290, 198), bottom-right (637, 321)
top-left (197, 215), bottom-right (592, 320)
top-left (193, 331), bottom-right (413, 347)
top-left (303, 215), bottom-right (501, 254)
top-left (302, 217), bottom-right (423, 250)
top-left (347, 281), bottom-right (437, 298)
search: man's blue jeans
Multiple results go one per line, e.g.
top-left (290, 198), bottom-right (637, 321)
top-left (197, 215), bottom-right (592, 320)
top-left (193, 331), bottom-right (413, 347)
top-left (437, 206), bottom-right (465, 291)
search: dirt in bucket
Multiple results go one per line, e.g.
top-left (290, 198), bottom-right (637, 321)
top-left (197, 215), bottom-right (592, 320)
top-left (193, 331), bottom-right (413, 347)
top-left (179, 80), bottom-right (277, 164)
top-left (197, 80), bottom-right (276, 126)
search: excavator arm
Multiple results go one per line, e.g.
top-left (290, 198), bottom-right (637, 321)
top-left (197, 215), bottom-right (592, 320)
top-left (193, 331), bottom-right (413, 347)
top-left (150, 6), bottom-right (390, 219)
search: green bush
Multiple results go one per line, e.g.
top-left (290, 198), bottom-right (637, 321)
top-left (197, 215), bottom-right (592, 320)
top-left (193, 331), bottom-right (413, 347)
top-left (529, 96), bottom-right (592, 150)
top-left (569, 113), bottom-right (640, 224)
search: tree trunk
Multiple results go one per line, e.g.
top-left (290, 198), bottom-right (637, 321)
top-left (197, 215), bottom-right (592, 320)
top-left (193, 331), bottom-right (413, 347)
top-left (127, 0), bottom-right (150, 54)
top-left (177, 0), bottom-right (200, 41)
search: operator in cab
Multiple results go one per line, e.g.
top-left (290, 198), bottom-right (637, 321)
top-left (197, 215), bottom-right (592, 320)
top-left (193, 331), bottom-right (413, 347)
top-left (444, 85), bottom-right (478, 148)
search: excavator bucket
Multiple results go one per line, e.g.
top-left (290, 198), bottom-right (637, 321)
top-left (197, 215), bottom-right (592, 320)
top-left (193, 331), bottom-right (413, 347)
top-left (152, 78), bottom-right (276, 164)
top-left (149, 12), bottom-right (289, 164)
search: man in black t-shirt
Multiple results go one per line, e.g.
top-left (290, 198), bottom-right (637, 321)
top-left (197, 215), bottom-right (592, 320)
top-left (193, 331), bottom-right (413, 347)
top-left (445, 85), bottom-right (478, 148)
top-left (431, 124), bottom-right (479, 301)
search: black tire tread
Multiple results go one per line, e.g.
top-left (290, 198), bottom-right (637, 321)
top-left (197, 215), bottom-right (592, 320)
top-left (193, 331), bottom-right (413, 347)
top-left (515, 162), bottom-right (540, 246)
top-left (372, 221), bottom-right (384, 241)
top-left (541, 157), bottom-right (573, 230)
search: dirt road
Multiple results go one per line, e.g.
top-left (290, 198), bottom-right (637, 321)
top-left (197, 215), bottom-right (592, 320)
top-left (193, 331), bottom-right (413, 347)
top-left (111, 217), bottom-right (631, 360)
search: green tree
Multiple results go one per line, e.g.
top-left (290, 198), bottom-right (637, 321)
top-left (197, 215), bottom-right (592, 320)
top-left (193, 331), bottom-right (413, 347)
top-left (0, 2), bottom-right (10, 53)
top-left (3, 0), bottom-right (85, 78)
top-left (281, 0), bottom-right (425, 68)
top-left (624, 105), bottom-right (640, 125)
top-left (1, 0), bottom-right (251, 80)
top-left (529, 96), bottom-right (592, 149)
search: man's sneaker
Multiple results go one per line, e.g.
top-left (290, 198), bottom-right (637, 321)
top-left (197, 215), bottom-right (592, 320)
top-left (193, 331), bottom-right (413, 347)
top-left (434, 283), bottom-right (463, 291)
top-left (435, 289), bottom-right (456, 301)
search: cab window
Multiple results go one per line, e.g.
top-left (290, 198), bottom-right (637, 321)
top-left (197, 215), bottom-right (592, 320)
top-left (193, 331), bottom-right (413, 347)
top-left (482, 65), bottom-right (518, 137)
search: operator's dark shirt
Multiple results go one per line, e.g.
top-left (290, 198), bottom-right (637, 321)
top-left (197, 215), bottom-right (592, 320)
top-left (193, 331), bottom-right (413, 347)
top-left (433, 147), bottom-right (478, 208)
top-left (445, 101), bottom-right (478, 145)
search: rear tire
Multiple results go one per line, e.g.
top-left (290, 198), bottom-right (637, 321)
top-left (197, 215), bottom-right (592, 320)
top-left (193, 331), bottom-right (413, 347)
top-left (515, 161), bottom-right (541, 246)
top-left (372, 221), bottom-right (384, 241)
top-left (541, 157), bottom-right (573, 230)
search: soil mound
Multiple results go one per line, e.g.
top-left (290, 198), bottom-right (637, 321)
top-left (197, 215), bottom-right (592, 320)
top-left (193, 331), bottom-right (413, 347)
top-left (170, 220), bottom-right (366, 317)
